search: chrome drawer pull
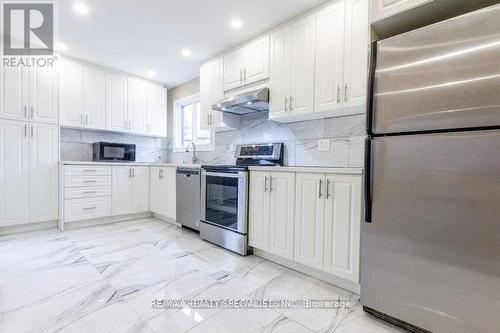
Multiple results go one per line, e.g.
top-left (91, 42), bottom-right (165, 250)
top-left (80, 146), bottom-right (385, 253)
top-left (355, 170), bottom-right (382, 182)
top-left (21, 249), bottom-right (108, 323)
top-left (83, 206), bottom-right (97, 210)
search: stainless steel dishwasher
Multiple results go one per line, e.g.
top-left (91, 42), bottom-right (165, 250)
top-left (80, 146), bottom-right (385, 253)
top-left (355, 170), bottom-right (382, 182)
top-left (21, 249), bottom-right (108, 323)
top-left (176, 168), bottom-right (201, 231)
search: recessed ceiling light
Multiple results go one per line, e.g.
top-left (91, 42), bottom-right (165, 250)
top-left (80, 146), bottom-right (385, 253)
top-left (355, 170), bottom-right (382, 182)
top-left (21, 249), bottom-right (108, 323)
top-left (73, 2), bottom-right (89, 16)
top-left (146, 70), bottom-right (156, 77)
top-left (182, 49), bottom-right (192, 57)
top-left (55, 42), bottom-right (67, 52)
top-left (231, 19), bottom-right (242, 29)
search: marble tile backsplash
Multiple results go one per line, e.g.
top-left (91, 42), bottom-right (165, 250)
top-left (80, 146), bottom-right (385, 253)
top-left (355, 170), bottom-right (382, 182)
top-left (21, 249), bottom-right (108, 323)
top-left (60, 128), bottom-right (169, 163)
top-left (168, 112), bottom-right (366, 168)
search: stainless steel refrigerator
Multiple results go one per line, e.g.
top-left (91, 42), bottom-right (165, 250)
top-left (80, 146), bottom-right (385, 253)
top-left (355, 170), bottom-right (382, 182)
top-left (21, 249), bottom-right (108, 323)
top-left (362, 4), bottom-right (500, 333)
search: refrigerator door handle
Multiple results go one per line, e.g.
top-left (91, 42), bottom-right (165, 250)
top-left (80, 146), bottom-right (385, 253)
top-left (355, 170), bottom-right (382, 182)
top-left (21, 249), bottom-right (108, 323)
top-left (366, 41), bottom-right (377, 137)
top-left (364, 137), bottom-right (372, 223)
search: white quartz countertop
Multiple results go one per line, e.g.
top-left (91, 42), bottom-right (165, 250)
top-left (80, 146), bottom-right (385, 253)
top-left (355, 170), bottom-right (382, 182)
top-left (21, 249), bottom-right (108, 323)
top-left (62, 161), bottom-right (201, 168)
top-left (62, 161), bottom-right (362, 174)
top-left (248, 166), bottom-right (363, 174)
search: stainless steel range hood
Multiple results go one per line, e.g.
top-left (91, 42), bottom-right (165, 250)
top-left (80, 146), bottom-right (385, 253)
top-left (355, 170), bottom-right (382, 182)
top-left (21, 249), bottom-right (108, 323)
top-left (212, 88), bottom-right (269, 115)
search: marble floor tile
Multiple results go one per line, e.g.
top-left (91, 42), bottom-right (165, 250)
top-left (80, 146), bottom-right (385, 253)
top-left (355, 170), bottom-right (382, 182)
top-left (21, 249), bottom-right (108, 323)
top-left (0, 217), bottom-right (403, 333)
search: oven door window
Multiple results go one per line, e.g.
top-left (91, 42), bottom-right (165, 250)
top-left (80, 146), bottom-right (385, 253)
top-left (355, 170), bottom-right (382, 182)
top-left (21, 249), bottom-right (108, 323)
top-left (205, 175), bottom-right (239, 231)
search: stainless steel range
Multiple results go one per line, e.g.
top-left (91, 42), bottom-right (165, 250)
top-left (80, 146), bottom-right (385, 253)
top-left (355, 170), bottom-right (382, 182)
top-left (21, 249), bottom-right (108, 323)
top-left (200, 143), bottom-right (284, 255)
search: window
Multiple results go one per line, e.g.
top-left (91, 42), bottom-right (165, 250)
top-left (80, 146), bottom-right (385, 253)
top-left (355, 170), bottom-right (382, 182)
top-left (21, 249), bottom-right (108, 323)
top-left (174, 94), bottom-right (213, 151)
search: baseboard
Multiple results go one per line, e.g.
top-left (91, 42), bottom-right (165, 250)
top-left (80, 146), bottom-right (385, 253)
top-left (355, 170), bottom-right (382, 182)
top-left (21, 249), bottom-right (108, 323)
top-left (0, 220), bottom-right (58, 236)
top-left (62, 212), bottom-right (152, 230)
top-left (253, 249), bottom-right (361, 294)
top-left (152, 213), bottom-right (180, 227)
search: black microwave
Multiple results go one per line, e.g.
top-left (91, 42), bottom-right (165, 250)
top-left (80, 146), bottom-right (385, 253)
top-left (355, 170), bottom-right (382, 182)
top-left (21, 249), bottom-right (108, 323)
top-left (93, 142), bottom-right (136, 162)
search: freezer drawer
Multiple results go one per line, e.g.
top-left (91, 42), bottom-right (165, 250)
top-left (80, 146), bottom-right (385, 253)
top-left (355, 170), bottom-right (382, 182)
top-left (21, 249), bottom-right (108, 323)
top-left (372, 4), bottom-right (500, 134)
top-left (362, 130), bottom-right (500, 332)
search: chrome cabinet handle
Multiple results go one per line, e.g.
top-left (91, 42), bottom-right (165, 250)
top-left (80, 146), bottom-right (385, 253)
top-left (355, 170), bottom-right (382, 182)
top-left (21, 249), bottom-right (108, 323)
top-left (284, 97), bottom-right (288, 112)
top-left (132, 168), bottom-right (135, 178)
top-left (243, 68), bottom-right (247, 81)
top-left (240, 69), bottom-right (243, 82)
top-left (81, 114), bottom-right (84, 125)
top-left (337, 86), bottom-right (342, 103)
top-left (30, 125), bottom-right (33, 137)
top-left (159, 169), bottom-right (163, 179)
top-left (129, 168), bottom-right (132, 178)
top-left (83, 191), bottom-right (97, 194)
top-left (24, 106), bottom-right (27, 118)
top-left (83, 180), bottom-right (97, 183)
top-left (269, 177), bottom-right (273, 193)
top-left (264, 176), bottom-right (268, 192)
top-left (30, 106), bottom-right (34, 118)
top-left (326, 179), bottom-right (331, 199)
top-left (344, 83), bottom-right (348, 102)
top-left (289, 96), bottom-right (293, 111)
top-left (24, 124), bottom-right (27, 137)
top-left (85, 114), bottom-right (89, 125)
top-left (83, 169), bottom-right (97, 172)
top-left (83, 206), bottom-right (97, 210)
top-left (319, 179), bottom-right (323, 198)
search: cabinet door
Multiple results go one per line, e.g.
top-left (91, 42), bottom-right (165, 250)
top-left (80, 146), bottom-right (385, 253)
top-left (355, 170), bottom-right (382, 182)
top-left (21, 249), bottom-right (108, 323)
top-left (149, 167), bottom-right (162, 214)
top-left (163, 167), bottom-right (176, 218)
top-left (106, 72), bottom-right (128, 132)
top-left (60, 59), bottom-right (84, 127)
top-left (0, 120), bottom-right (29, 226)
top-left (0, 67), bottom-right (28, 121)
top-left (84, 66), bottom-right (106, 130)
top-left (112, 166), bottom-right (131, 216)
top-left (371, 0), bottom-right (432, 22)
top-left (223, 48), bottom-right (245, 91)
top-left (290, 15), bottom-right (316, 115)
top-left (146, 84), bottom-right (167, 136)
top-left (323, 174), bottom-right (361, 283)
top-left (130, 167), bottom-right (150, 214)
top-left (269, 172), bottom-right (295, 260)
top-left (243, 35), bottom-right (270, 85)
top-left (248, 171), bottom-right (271, 251)
top-left (343, 0), bottom-right (370, 108)
top-left (199, 62), bottom-right (212, 130)
top-left (209, 58), bottom-right (225, 126)
top-left (314, 1), bottom-right (346, 113)
top-left (294, 173), bottom-right (325, 270)
top-left (30, 66), bottom-right (58, 124)
top-left (269, 26), bottom-right (291, 118)
top-left (128, 78), bottom-right (148, 134)
top-left (29, 123), bottom-right (59, 223)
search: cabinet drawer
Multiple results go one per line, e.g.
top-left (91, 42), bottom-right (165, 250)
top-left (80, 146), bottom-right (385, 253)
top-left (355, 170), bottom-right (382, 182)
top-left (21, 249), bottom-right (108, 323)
top-left (64, 197), bottom-right (112, 222)
top-left (64, 165), bottom-right (112, 176)
top-left (64, 186), bottom-right (112, 199)
top-left (64, 175), bottom-right (112, 187)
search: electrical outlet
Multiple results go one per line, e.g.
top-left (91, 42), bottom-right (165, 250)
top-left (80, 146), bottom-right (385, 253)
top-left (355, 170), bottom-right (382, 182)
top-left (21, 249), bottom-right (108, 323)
top-left (318, 139), bottom-right (330, 152)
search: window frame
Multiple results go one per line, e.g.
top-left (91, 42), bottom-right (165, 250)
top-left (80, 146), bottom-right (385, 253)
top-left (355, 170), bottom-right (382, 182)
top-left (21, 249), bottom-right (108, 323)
top-left (173, 93), bottom-right (214, 152)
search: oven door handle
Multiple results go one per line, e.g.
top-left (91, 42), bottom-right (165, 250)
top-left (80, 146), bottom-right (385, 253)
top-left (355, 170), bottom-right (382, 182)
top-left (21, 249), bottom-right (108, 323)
top-left (203, 171), bottom-right (246, 178)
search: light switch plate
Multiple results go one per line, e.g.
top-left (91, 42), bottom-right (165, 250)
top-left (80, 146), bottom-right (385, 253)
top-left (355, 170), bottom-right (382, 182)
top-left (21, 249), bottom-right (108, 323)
top-left (318, 139), bottom-right (330, 151)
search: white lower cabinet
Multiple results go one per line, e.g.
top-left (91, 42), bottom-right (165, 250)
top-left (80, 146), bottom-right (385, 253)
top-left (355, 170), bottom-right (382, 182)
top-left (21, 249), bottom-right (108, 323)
top-left (150, 167), bottom-right (176, 219)
top-left (112, 166), bottom-right (150, 216)
top-left (249, 171), bottom-right (295, 260)
top-left (248, 170), bottom-right (361, 284)
top-left (0, 119), bottom-right (59, 227)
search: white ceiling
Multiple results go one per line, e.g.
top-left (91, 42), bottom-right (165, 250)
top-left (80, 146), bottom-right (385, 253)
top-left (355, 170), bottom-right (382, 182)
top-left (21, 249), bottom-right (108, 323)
top-left (59, 0), bottom-right (328, 88)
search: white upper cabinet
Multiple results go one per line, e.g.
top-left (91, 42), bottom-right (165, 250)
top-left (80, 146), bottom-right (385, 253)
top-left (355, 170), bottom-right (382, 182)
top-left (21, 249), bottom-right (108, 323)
top-left (314, 0), bottom-right (369, 116)
top-left (60, 58), bottom-right (85, 127)
top-left (146, 83), bottom-right (167, 137)
top-left (270, 15), bottom-right (316, 119)
top-left (269, 26), bottom-right (291, 118)
top-left (343, 0), bottom-right (370, 108)
top-left (371, 0), bottom-right (432, 22)
top-left (223, 35), bottom-right (270, 91)
top-left (289, 15), bottom-right (316, 115)
top-left (314, 1), bottom-right (346, 113)
top-left (200, 57), bottom-right (239, 131)
top-left (1, 65), bottom-right (57, 124)
top-left (30, 66), bottom-right (58, 124)
top-left (84, 66), bottom-right (106, 130)
top-left (128, 77), bottom-right (148, 134)
top-left (106, 72), bottom-right (128, 132)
